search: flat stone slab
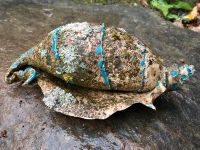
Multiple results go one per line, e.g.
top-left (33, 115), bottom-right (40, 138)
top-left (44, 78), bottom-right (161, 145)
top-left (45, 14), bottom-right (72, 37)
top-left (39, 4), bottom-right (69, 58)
top-left (0, 1), bottom-right (199, 149)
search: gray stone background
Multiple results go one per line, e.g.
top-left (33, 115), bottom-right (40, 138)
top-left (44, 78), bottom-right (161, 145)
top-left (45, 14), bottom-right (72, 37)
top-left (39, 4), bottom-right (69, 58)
top-left (0, 0), bottom-right (199, 149)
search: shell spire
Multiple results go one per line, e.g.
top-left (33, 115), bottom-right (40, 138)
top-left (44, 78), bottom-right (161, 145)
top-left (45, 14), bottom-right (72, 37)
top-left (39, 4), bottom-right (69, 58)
top-left (161, 64), bottom-right (195, 90)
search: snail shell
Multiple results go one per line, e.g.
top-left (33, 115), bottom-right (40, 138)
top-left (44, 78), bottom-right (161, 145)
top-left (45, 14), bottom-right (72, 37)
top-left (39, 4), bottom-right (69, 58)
top-left (5, 22), bottom-right (195, 119)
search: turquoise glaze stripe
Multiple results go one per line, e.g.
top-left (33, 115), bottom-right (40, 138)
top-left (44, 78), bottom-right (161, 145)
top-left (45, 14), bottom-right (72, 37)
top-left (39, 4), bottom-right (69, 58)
top-left (25, 67), bottom-right (37, 83)
top-left (179, 64), bottom-right (194, 83)
top-left (139, 49), bottom-right (146, 90)
top-left (10, 48), bottom-right (34, 69)
top-left (96, 23), bottom-right (110, 87)
top-left (52, 27), bottom-right (61, 59)
top-left (10, 60), bottom-right (20, 69)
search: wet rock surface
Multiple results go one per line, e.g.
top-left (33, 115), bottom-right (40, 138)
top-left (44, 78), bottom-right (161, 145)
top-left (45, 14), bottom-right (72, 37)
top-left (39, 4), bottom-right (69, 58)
top-left (0, 1), bottom-right (200, 149)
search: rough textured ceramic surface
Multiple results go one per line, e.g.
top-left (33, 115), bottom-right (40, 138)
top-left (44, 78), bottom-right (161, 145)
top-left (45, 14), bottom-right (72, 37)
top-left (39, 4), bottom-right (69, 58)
top-left (5, 22), bottom-right (195, 119)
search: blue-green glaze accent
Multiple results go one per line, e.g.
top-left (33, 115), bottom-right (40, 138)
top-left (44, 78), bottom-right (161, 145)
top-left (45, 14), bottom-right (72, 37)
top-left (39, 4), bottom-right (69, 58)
top-left (101, 23), bottom-right (105, 38)
top-left (52, 27), bottom-right (61, 59)
top-left (170, 70), bottom-right (178, 77)
top-left (185, 65), bottom-right (194, 77)
top-left (187, 67), bottom-right (192, 76)
top-left (95, 23), bottom-right (110, 87)
top-left (179, 64), bottom-right (195, 83)
top-left (19, 48), bottom-right (34, 60)
top-left (25, 67), bottom-right (37, 84)
top-left (98, 58), bottom-right (110, 85)
top-left (139, 49), bottom-right (146, 90)
top-left (156, 81), bottom-right (161, 86)
top-left (139, 70), bottom-right (144, 75)
top-left (16, 70), bottom-right (25, 77)
top-left (140, 60), bottom-right (145, 67)
top-left (10, 48), bottom-right (34, 69)
top-left (181, 74), bottom-right (187, 81)
top-left (10, 60), bottom-right (20, 69)
top-left (95, 47), bottom-right (102, 54)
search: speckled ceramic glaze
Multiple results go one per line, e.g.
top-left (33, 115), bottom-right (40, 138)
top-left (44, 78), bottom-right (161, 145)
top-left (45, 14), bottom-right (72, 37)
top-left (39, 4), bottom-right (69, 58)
top-left (5, 22), bottom-right (195, 119)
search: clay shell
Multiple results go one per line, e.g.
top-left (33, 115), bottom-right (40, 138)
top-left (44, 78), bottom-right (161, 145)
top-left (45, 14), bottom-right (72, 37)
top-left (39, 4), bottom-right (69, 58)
top-left (5, 22), bottom-right (169, 119)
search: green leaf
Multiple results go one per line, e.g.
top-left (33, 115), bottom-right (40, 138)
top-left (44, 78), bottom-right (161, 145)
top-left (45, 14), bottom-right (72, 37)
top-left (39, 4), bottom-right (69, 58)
top-left (150, 0), bottom-right (172, 17)
top-left (166, 13), bottom-right (180, 20)
top-left (173, 1), bottom-right (192, 11)
top-left (149, 0), bottom-right (193, 21)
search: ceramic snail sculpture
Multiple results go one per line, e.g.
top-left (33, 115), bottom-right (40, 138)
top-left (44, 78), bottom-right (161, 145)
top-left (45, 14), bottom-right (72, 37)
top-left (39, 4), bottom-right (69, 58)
top-left (5, 22), bottom-right (195, 119)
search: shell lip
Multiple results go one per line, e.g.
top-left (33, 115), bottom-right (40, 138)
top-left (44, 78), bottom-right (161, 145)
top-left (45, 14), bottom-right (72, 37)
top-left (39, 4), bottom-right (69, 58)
top-left (38, 75), bottom-right (159, 120)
